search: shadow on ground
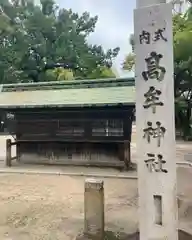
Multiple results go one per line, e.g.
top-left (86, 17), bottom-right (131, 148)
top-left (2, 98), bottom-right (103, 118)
top-left (76, 230), bottom-right (192, 240)
top-left (108, 230), bottom-right (192, 240)
top-left (119, 230), bottom-right (192, 240)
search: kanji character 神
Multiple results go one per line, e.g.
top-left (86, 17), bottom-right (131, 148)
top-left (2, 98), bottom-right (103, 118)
top-left (143, 121), bottom-right (166, 147)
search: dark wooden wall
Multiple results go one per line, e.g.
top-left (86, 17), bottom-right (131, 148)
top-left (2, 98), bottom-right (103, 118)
top-left (5, 106), bottom-right (134, 142)
top-left (4, 106), bottom-right (134, 166)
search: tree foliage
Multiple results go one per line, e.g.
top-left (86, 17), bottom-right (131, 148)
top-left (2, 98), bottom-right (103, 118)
top-left (173, 8), bottom-right (192, 138)
top-left (122, 53), bottom-right (135, 72)
top-left (0, 0), bottom-right (119, 83)
top-left (122, 34), bottom-right (135, 71)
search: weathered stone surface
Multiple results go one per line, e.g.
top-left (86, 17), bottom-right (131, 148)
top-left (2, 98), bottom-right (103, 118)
top-left (84, 179), bottom-right (104, 240)
top-left (135, 2), bottom-right (178, 239)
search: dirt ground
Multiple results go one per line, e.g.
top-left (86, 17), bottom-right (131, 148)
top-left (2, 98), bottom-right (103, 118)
top-left (0, 168), bottom-right (192, 240)
top-left (0, 174), bottom-right (139, 240)
top-left (0, 135), bottom-right (192, 239)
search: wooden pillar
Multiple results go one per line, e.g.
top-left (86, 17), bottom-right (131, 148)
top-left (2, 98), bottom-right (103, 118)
top-left (122, 113), bottom-right (132, 170)
top-left (118, 141), bottom-right (131, 170)
top-left (16, 135), bottom-right (21, 162)
top-left (5, 139), bottom-right (11, 167)
top-left (118, 143), bottom-right (124, 162)
top-left (16, 143), bottom-right (20, 162)
top-left (124, 141), bottom-right (131, 170)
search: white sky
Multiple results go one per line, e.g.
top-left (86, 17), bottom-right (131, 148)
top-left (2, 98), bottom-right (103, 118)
top-left (55, 0), bottom-right (136, 77)
top-left (34, 0), bottom-right (190, 77)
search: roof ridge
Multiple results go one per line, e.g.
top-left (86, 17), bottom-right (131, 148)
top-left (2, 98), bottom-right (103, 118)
top-left (1, 77), bottom-right (135, 92)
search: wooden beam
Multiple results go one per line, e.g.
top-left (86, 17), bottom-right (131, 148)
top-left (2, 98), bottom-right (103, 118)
top-left (5, 139), bottom-right (12, 167)
top-left (123, 141), bottom-right (131, 170)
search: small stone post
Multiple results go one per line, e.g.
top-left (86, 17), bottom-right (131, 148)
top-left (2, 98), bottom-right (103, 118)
top-left (84, 178), bottom-right (104, 240)
top-left (5, 139), bottom-right (11, 167)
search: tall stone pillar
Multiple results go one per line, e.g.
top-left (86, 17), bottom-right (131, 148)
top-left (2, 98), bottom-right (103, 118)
top-left (135, 0), bottom-right (178, 239)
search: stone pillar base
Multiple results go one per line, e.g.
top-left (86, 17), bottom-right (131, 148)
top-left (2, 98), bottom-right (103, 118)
top-left (75, 230), bottom-right (191, 240)
top-left (75, 233), bottom-right (91, 240)
top-left (75, 231), bottom-right (138, 240)
top-left (75, 233), bottom-right (100, 240)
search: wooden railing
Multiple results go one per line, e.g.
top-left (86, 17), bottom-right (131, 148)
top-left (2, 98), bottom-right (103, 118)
top-left (5, 139), bottom-right (18, 167)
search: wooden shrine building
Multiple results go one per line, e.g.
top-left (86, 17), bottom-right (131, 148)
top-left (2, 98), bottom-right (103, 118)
top-left (0, 77), bottom-right (135, 169)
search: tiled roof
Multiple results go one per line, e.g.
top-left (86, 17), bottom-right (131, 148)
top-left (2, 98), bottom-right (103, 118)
top-left (0, 77), bottom-right (135, 108)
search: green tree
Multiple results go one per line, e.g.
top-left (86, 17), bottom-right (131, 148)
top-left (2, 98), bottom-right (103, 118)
top-left (45, 68), bottom-right (74, 81)
top-left (0, 0), bottom-right (119, 83)
top-left (173, 8), bottom-right (192, 138)
top-left (122, 34), bottom-right (135, 71)
top-left (88, 66), bottom-right (116, 79)
top-left (122, 53), bottom-right (135, 72)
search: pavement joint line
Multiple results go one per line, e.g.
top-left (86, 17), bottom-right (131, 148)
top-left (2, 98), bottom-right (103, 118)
top-left (179, 225), bottom-right (192, 236)
top-left (0, 169), bottom-right (138, 179)
top-left (177, 162), bottom-right (192, 167)
top-left (0, 161), bottom-right (191, 179)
